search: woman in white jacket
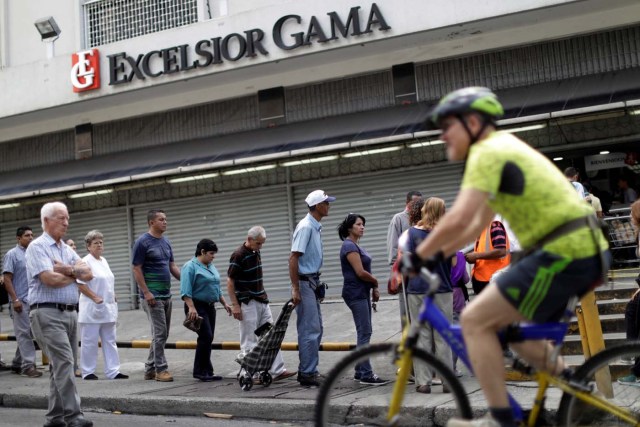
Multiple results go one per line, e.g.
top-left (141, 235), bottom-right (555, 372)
top-left (77, 230), bottom-right (128, 380)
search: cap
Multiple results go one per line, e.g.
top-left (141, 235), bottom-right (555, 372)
top-left (305, 190), bottom-right (336, 207)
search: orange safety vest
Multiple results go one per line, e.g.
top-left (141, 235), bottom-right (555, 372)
top-left (472, 223), bottom-right (511, 282)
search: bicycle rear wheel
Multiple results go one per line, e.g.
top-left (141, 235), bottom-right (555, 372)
top-left (314, 342), bottom-right (471, 426)
top-left (557, 342), bottom-right (640, 426)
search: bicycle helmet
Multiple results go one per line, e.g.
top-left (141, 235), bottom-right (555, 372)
top-left (431, 87), bottom-right (503, 126)
top-left (430, 87), bottom-right (504, 145)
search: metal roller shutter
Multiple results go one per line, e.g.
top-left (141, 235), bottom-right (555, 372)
top-left (1, 217), bottom-right (40, 271)
top-left (131, 187), bottom-right (292, 301)
top-left (292, 162), bottom-right (463, 298)
top-left (64, 208), bottom-right (134, 310)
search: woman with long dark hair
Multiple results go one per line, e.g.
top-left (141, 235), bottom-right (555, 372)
top-left (337, 213), bottom-right (388, 385)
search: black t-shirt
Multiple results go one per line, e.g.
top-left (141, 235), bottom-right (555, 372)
top-left (227, 244), bottom-right (268, 304)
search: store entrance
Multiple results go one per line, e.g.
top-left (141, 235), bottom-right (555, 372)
top-left (547, 141), bottom-right (639, 267)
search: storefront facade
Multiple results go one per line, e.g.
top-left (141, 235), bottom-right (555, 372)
top-left (1, 0), bottom-right (639, 308)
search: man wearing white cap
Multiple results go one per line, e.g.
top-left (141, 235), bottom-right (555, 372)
top-left (289, 189), bottom-right (336, 387)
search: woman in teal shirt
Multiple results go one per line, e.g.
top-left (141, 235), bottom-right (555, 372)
top-left (181, 239), bottom-right (232, 381)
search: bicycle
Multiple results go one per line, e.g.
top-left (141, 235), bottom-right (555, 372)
top-left (315, 265), bottom-right (640, 426)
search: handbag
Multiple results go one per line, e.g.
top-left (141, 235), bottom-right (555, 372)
top-left (387, 257), bottom-right (402, 295)
top-left (0, 283), bottom-right (8, 306)
top-left (183, 315), bottom-right (203, 333)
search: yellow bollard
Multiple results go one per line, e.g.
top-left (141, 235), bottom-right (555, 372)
top-left (574, 307), bottom-right (591, 360)
top-left (578, 291), bottom-right (612, 398)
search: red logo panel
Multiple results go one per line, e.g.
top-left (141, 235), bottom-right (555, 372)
top-left (71, 49), bottom-right (100, 93)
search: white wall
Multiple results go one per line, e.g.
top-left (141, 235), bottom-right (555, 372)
top-left (4, 0), bottom-right (79, 67)
top-left (0, 0), bottom-right (639, 143)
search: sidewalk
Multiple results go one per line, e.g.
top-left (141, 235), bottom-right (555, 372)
top-left (0, 298), bottom-right (562, 425)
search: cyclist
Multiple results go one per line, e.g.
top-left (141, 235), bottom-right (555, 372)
top-left (406, 87), bottom-right (610, 427)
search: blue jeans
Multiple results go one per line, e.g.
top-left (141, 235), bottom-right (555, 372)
top-left (184, 300), bottom-right (217, 377)
top-left (295, 278), bottom-right (323, 376)
top-left (345, 297), bottom-right (373, 378)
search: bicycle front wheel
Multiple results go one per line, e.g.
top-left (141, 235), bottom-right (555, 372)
top-left (314, 342), bottom-right (471, 426)
top-left (558, 342), bottom-right (640, 426)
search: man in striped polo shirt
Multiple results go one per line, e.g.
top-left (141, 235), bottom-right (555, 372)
top-left (227, 226), bottom-right (295, 382)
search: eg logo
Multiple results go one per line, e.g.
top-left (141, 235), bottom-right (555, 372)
top-left (71, 49), bottom-right (100, 92)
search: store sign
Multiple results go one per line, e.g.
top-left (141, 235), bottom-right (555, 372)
top-left (584, 152), bottom-right (627, 172)
top-left (71, 49), bottom-right (100, 92)
top-left (105, 3), bottom-right (390, 86)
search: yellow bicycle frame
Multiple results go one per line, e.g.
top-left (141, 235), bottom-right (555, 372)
top-left (387, 321), bottom-right (413, 425)
top-left (385, 329), bottom-right (639, 427)
top-left (529, 371), bottom-right (639, 427)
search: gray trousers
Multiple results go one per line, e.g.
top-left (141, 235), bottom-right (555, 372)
top-left (407, 292), bottom-right (453, 387)
top-left (10, 301), bottom-right (36, 369)
top-left (30, 307), bottom-right (84, 424)
top-left (142, 298), bottom-right (172, 373)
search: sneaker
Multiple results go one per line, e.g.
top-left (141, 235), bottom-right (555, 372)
top-left (83, 373), bottom-right (99, 380)
top-left (416, 385), bottom-right (431, 394)
top-left (144, 370), bottom-right (156, 380)
top-left (353, 373), bottom-right (362, 381)
top-left (155, 370), bottom-right (174, 382)
top-left (21, 366), bottom-right (43, 378)
top-left (273, 370), bottom-right (297, 382)
top-left (620, 356), bottom-right (636, 365)
top-left (297, 373), bottom-right (320, 387)
top-left (617, 374), bottom-right (640, 386)
top-left (360, 374), bottom-right (390, 386)
top-left (113, 373), bottom-right (129, 379)
top-left (447, 415), bottom-right (502, 426)
top-left (455, 369), bottom-right (464, 378)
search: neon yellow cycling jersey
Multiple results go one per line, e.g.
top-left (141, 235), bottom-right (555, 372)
top-left (461, 131), bottom-right (608, 259)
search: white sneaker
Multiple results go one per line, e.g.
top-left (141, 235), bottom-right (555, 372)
top-left (447, 415), bottom-right (501, 427)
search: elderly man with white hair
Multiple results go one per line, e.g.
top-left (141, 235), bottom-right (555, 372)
top-left (227, 226), bottom-right (296, 383)
top-left (26, 201), bottom-right (94, 427)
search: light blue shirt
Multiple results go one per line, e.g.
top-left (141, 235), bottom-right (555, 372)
top-left (3, 244), bottom-right (29, 302)
top-left (180, 257), bottom-right (221, 303)
top-left (26, 232), bottom-right (80, 305)
top-left (291, 213), bottom-right (323, 274)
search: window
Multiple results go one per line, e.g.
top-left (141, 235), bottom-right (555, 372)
top-left (83, 0), bottom-right (199, 48)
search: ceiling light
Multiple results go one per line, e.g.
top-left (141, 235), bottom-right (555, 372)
top-left (506, 124), bottom-right (547, 133)
top-left (289, 143), bottom-right (350, 156)
top-left (599, 151), bottom-right (610, 155)
top-left (281, 155), bottom-right (339, 167)
top-left (342, 145), bottom-right (403, 158)
top-left (409, 140), bottom-right (445, 148)
top-left (222, 164), bottom-right (277, 176)
top-left (553, 157), bottom-right (563, 161)
top-left (167, 172), bottom-right (219, 184)
top-left (68, 189), bottom-right (113, 199)
top-left (0, 203), bottom-right (20, 210)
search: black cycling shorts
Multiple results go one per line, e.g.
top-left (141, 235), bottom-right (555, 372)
top-left (494, 250), bottom-right (610, 323)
